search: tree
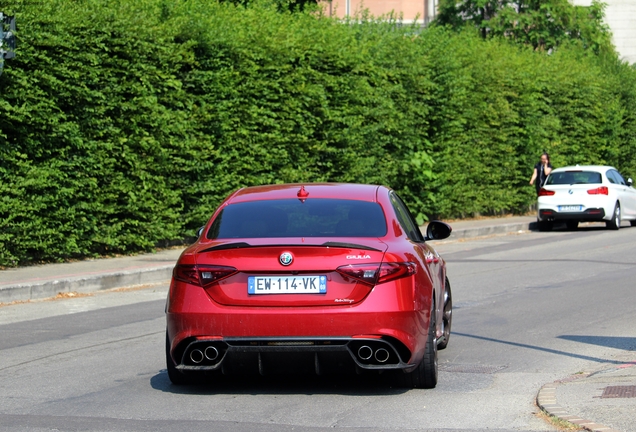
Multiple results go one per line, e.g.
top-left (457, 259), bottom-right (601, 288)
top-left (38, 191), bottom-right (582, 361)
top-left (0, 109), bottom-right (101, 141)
top-left (436, 0), bottom-right (504, 37)
top-left (435, 0), bottom-right (613, 55)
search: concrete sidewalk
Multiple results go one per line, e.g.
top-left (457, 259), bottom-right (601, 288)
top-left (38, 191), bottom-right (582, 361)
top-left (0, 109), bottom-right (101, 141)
top-left (0, 215), bottom-right (537, 304)
top-left (537, 354), bottom-right (636, 432)
top-left (0, 248), bottom-right (183, 303)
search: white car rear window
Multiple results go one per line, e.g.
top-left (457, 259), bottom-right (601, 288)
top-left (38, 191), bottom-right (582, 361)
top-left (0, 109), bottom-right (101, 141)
top-left (546, 171), bottom-right (602, 185)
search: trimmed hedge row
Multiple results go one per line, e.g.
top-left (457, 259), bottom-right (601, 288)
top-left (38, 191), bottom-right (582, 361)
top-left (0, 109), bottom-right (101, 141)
top-left (421, 31), bottom-right (636, 217)
top-left (1, 0), bottom-right (635, 266)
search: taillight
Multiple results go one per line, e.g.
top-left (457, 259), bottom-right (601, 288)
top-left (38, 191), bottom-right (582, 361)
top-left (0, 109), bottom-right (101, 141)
top-left (377, 262), bottom-right (417, 284)
top-left (337, 262), bottom-right (416, 286)
top-left (173, 265), bottom-right (237, 287)
top-left (587, 186), bottom-right (609, 195)
top-left (337, 264), bottom-right (380, 285)
top-left (538, 188), bottom-right (555, 196)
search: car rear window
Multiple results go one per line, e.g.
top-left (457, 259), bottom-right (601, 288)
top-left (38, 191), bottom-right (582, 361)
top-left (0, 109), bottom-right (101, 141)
top-left (206, 199), bottom-right (387, 239)
top-left (546, 171), bottom-right (602, 185)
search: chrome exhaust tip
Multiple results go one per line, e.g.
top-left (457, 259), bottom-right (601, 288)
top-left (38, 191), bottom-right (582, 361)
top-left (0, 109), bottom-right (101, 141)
top-left (190, 349), bottom-right (204, 364)
top-left (204, 346), bottom-right (219, 361)
top-left (374, 348), bottom-right (390, 363)
top-left (358, 345), bottom-right (373, 360)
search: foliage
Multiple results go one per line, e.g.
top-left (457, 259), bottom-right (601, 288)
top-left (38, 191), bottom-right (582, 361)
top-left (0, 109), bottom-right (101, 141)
top-left (0, 0), bottom-right (192, 265)
top-left (419, 27), bottom-right (633, 217)
top-left (0, 0), bottom-right (434, 265)
top-left (0, 0), bottom-right (635, 266)
top-left (218, 0), bottom-right (319, 12)
top-left (436, 0), bottom-right (614, 54)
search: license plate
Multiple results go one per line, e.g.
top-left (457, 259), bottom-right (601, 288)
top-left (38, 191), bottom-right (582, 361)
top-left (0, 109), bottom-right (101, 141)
top-left (558, 205), bottom-right (582, 212)
top-left (248, 276), bottom-right (327, 295)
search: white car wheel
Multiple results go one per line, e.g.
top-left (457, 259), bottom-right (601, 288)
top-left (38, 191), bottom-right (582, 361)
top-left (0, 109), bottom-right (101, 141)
top-left (606, 203), bottom-right (621, 230)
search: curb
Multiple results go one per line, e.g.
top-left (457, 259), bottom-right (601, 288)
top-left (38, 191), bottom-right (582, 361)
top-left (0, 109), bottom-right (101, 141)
top-left (536, 377), bottom-right (621, 432)
top-left (448, 221), bottom-right (537, 240)
top-left (0, 265), bottom-right (174, 303)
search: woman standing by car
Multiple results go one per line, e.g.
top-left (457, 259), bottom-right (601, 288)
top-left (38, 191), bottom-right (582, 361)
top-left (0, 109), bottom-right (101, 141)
top-left (530, 153), bottom-right (553, 195)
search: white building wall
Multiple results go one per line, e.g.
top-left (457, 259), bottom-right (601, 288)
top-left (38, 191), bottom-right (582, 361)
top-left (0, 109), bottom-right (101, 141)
top-left (572, 0), bottom-right (636, 64)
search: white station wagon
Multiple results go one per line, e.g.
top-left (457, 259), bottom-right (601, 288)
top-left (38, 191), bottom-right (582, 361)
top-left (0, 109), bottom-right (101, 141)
top-left (537, 165), bottom-right (636, 231)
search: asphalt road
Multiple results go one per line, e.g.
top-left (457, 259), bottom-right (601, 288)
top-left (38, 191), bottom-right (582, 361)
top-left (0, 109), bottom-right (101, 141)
top-left (1, 224), bottom-right (636, 432)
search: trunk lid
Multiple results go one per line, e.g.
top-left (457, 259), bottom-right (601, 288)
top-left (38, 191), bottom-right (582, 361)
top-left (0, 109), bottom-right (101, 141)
top-left (544, 184), bottom-right (601, 208)
top-left (194, 239), bottom-right (388, 307)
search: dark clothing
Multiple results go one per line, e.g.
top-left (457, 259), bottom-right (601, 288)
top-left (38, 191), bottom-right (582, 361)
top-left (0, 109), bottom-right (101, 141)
top-left (535, 162), bottom-right (552, 194)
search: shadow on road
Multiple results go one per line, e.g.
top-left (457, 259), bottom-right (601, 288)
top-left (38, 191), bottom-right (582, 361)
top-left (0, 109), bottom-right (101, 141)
top-left (532, 222), bottom-right (635, 232)
top-left (454, 332), bottom-right (633, 365)
top-left (149, 369), bottom-right (410, 396)
top-left (557, 335), bottom-right (636, 351)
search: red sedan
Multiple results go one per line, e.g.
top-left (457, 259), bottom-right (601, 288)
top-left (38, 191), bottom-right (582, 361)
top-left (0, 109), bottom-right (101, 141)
top-left (166, 183), bottom-right (453, 388)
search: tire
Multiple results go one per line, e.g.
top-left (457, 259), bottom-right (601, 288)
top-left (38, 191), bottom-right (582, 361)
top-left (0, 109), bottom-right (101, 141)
top-left (437, 278), bottom-right (452, 350)
top-left (166, 331), bottom-right (193, 385)
top-left (537, 220), bottom-right (553, 232)
top-left (565, 220), bottom-right (579, 231)
top-left (630, 220), bottom-right (636, 227)
top-left (606, 203), bottom-right (621, 230)
top-left (396, 301), bottom-right (438, 389)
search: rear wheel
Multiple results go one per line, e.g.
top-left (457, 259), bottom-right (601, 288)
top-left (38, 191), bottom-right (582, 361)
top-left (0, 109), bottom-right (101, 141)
top-left (438, 279), bottom-right (452, 350)
top-left (396, 302), bottom-right (438, 389)
top-left (565, 220), bottom-right (579, 231)
top-left (630, 220), bottom-right (636, 227)
top-left (606, 203), bottom-right (621, 230)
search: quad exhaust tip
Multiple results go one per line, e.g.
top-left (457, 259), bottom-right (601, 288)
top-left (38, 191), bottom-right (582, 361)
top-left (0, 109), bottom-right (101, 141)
top-left (190, 349), bottom-right (204, 364)
top-left (374, 348), bottom-right (389, 363)
top-left (188, 345), bottom-right (221, 364)
top-left (205, 346), bottom-right (219, 361)
top-left (358, 345), bottom-right (373, 361)
top-left (357, 345), bottom-right (392, 364)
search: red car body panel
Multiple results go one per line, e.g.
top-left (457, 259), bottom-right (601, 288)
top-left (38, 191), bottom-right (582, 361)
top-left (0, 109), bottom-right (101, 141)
top-left (166, 183), bottom-right (448, 376)
top-left (194, 244), bottom-right (387, 307)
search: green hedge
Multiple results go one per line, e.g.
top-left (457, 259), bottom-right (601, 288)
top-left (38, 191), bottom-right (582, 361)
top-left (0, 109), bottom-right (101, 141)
top-left (420, 30), bottom-right (636, 217)
top-left (1, 0), bottom-right (635, 266)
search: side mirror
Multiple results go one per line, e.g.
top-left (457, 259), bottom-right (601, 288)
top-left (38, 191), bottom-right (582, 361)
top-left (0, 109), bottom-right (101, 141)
top-left (196, 226), bottom-right (205, 238)
top-left (628, 178), bottom-right (633, 187)
top-left (425, 221), bottom-right (452, 241)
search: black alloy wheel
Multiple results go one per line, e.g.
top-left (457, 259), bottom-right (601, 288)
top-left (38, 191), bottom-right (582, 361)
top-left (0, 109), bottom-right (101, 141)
top-left (437, 278), bottom-right (452, 350)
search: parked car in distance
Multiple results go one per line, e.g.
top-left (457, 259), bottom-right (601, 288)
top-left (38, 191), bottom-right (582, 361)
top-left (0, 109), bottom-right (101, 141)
top-left (166, 183), bottom-right (453, 388)
top-left (537, 165), bottom-right (636, 231)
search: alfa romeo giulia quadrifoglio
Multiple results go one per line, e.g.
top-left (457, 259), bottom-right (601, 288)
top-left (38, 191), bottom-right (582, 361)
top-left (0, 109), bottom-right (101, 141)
top-left (166, 183), bottom-right (453, 388)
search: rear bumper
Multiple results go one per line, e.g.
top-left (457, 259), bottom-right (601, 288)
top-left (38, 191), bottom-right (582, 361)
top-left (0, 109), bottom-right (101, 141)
top-left (538, 208), bottom-right (606, 222)
top-left (172, 336), bottom-right (414, 375)
top-left (166, 280), bottom-right (431, 373)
